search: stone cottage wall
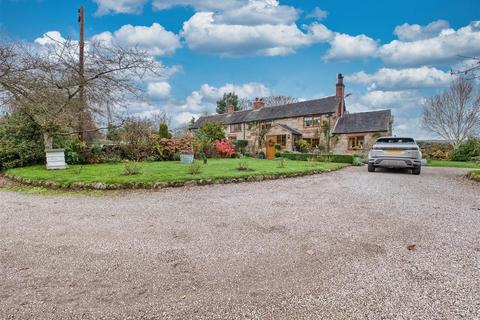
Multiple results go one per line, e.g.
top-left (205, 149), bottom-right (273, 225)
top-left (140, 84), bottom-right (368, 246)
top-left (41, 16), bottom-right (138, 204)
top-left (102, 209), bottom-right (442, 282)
top-left (333, 131), bottom-right (388, 155)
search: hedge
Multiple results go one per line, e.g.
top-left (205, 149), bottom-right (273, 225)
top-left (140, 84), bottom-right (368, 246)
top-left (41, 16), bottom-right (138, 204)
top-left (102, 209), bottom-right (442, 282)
top-left (280, 153), bottom-right (354, 164)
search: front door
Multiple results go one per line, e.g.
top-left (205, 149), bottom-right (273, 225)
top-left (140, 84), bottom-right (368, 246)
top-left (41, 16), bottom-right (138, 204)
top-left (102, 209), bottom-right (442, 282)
top-left (266, 135), bottom-right (277, 159)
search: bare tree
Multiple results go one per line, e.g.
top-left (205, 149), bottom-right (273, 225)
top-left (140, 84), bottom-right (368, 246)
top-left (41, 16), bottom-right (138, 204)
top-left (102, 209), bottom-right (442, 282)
top-left (451, 56), bottom-right (480, 80)
top-left (0, 38), bottom-right (163, 149)
top-left (237, 96), bottom-right (299, 110)
top-left (262, 96), bottom-right (299, 107)
top-left (422, 78), bottom-right (480, 148)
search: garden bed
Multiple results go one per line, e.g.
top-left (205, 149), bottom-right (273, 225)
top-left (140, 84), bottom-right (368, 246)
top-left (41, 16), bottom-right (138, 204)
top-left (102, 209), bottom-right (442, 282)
top-left (5, 159), bottom-right (349, 190)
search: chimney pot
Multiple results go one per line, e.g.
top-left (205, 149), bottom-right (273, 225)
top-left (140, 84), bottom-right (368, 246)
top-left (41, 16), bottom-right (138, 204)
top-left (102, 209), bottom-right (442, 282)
top-left (227, 104), bottom-right (234, 114)
top-left (253, 98), bottom-right (265, 110)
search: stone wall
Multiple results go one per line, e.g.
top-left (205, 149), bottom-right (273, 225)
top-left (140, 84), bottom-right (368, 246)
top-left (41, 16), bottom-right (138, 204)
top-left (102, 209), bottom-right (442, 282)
top-left (333, 131), bottom-right (388, 155)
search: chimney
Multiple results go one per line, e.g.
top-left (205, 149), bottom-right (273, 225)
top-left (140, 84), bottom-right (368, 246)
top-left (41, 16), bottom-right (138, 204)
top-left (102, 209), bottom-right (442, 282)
top-left (335, 73), bottom-right (345, 117)
top-left (336, 73), bottom-right (344, 98)
top-left (253, 97), bottom-right (265, 110)
top-left (227, 104), bottom-right (234, 114)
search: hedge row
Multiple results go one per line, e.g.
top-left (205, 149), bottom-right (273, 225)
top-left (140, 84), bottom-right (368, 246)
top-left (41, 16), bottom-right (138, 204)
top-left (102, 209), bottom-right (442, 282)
top-left (280, 153), bottom-right (354, 164)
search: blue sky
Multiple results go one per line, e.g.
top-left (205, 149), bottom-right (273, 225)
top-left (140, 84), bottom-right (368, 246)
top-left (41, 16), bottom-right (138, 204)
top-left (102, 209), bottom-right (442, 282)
top-left (1, 0), bottom-right (479, 137)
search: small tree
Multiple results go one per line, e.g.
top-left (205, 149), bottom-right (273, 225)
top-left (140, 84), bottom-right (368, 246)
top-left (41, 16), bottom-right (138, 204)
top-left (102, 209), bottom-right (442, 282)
top-left (196, 121), bottom-right (226, 142)
top-left (422, 78), bottom-right (480, 149)
top-left (321, 120), bottom-right (332, 153)
top-left (158, 123), bottom-right (172, 139)
top-left (216, 92), bottom-right (239, 114)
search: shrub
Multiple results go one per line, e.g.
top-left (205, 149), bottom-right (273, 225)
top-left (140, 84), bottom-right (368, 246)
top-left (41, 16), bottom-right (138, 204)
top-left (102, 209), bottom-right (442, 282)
top-left (294, 139), bottom-right (310, 153)
top-left (352, 157), bottom-right (365, 166)
top-left (237, 159), bottom-right (250, 171)
top-left (418, 141), bottom-right (453, 160)
top-left (275, 151), bottom-right (282, 158)
top-left (158, 123), bottom-right (172, 139)
top-left (122, 161), bottom-right (142, 176)
top-left (215, 140), bottom-right (235, 158)
top-left (233, 140), bottom-right (248, 154)
top-left (64, 138), bottom-right (87, 165)
top-left (258, 151), bottom-right (266, 159)
top-left (188, 162), bottom-right (202, 175)
top-left (197, 122), bottom-right (226, 142)
top-left (274, 143), bottom-right (282, 151)
top-left (0, 111), bottom-right (44, 169)
top-left (451, 138), bottom-right (480, 161)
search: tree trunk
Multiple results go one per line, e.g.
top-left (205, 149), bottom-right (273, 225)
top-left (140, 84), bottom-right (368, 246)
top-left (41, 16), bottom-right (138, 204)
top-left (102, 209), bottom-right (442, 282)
top-left (43, 133), bottom-right (53, 150)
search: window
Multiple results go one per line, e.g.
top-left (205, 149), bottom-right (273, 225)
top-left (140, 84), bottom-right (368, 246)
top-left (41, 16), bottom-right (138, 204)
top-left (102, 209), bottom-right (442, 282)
top-left (304, 115), bottom-right (322, 127)
top-left (303, 117), bottom-right (313, 128)
top-left (348, 136), bottom-right (365, 150)
top-left (376, 137), bottom-right (414, 144)
top-left (260, 121), bottom-right (272, 130)
top-left (230, 123), bottom-right (242, 132)
top-left (277, 135), bottom-right (287, 147)
top-left (304, 138), bottom-right (320, 147)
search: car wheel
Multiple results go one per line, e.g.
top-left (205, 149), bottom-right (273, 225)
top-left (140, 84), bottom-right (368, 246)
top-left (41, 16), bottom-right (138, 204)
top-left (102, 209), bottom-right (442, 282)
top-left (412, 166), bottom-right (421, 175)
top-left (368, 163), bottom-right (375, 172)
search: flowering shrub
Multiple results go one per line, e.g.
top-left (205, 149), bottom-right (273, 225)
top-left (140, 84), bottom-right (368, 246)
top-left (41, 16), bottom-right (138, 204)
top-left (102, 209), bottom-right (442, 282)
top-left (215, 139), bottom-right (235, 158)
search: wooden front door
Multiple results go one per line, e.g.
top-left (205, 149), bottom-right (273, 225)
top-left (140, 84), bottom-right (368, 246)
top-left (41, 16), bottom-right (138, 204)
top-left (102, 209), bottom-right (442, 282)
top-left (266, 135), bottom-right (277, 159)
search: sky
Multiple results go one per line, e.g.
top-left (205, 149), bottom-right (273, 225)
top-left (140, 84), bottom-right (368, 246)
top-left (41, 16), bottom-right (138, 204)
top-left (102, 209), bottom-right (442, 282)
top-left (1, 0), bottom-right (479, 138)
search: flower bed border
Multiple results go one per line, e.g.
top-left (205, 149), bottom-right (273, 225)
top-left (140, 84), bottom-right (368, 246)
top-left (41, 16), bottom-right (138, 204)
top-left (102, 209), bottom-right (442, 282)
top-left (4, 166), bottom-right (348, 190)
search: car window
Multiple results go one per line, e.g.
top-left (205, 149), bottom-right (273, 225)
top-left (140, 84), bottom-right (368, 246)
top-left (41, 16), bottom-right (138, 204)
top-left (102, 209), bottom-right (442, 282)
top-left (376, 138), bottom-right (415, 144)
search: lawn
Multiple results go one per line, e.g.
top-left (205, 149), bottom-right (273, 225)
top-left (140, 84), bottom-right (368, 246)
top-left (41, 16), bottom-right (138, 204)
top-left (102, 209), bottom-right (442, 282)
top-left (468, 170), bottom-right (480, 182)
top-left (426, 160), bottom-right (480, 169)
top-left (6, 158), bottom-right (349, 189)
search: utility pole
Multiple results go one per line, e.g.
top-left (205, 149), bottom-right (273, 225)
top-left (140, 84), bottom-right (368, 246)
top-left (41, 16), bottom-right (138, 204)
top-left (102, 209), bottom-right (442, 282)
top-left (78, 6), bottom-right (87, 142)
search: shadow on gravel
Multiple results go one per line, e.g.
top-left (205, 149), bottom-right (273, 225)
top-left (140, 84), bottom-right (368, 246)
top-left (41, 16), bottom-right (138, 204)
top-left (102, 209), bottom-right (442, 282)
top-left (372, 167), bottom-right (414, 175)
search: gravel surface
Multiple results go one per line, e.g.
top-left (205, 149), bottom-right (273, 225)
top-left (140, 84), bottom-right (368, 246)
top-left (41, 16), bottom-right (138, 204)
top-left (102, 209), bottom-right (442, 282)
top-left (1, 166), bottom-right (479, 319)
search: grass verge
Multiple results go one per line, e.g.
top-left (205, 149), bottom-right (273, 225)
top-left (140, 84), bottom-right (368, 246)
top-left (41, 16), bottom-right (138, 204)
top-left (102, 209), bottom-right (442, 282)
top-left (6, 158), bottom-right (349, 190)
top-left (426, 160), bottom-right (480, 169)
top-left (467, 170), bottom-right (480, 182)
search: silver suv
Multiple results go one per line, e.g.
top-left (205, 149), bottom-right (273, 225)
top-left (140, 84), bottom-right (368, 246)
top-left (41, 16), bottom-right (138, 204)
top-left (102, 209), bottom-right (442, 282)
top-left (368, 137), bottom-right (422, 175)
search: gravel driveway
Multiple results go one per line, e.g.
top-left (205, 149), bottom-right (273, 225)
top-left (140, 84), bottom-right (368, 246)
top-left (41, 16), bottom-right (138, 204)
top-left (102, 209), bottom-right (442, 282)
top-left (1, 167), bottom-right (479, 319)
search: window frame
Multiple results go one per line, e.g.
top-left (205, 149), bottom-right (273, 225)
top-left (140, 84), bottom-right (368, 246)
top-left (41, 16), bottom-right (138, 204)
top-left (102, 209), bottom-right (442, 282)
top-left (230, 123), bottom-right (242, 132)
top-left (277, 135), bottom-right (287, 147)
top-left (347, 135), bottom-right (365, 150)
top-left (304, 115), bottom-right (322, 128)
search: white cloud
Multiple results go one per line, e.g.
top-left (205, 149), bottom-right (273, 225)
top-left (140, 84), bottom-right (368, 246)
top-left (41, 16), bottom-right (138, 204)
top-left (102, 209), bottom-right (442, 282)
top-left (306, 6), bottom-right (328, 20)
top-left (181, 12), bottom-right (325, 56)
top-left (152, 0), bottom-right (241, 11)
top-left (215, 0), bottom-right (299, 26)
top-left (393, 19), bottom-right (450, 42)
top-left (379, 21), bottom-right (480, 66)
top-left (347, 89), bottom-right (433, 139)
top-left (359, 90), bottom-right (422, 108)
top-left (127, 82), bottom-right (270, 126)
top-left (324, 33), bottom-right (378, 61)
top-left (349, 66), bottom-right (453, 90)
top-left (34, 31), bottom-right (66, 45)
top-left (93, 0), bottom-right (147, 15)
top-left (147, 81), bottom-right (171, 99)
top-left (92, 23), bottom-right (181, 56)
top-left (174, 111), bottom-right (200, 125)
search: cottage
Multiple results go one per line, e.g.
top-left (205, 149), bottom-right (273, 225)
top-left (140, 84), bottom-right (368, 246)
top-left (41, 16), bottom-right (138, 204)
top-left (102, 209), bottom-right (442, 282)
top-left (191, 74), bottom-right (393, 159)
